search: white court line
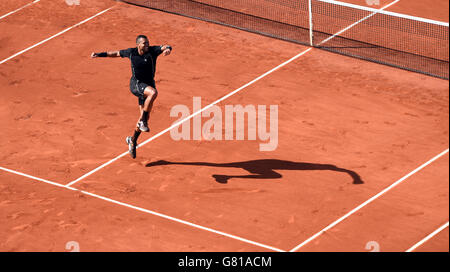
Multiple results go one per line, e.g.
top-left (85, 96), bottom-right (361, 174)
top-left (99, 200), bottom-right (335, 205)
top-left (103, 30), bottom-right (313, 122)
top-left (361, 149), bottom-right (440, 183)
top-left (0, 166), bottom-right (75, 191)
top-left (0, 165), bottom-right (284, 252)
top-left (0, 6), bottom-right (113, 65)
top-left (0, 0), bottom-right (40, 20)
top-left (64, 47), bottom-right (313, 187)
top-left (290, 148), bottom-right (449, 252)
top-left (406, 222), bottom-right (449, 252)
top-left (66, 0), bottom-right (401, 187)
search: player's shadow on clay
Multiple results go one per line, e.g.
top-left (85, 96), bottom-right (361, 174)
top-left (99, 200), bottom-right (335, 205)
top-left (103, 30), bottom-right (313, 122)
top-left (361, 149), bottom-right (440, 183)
top-left (145, 159), bottom-right (364, 185)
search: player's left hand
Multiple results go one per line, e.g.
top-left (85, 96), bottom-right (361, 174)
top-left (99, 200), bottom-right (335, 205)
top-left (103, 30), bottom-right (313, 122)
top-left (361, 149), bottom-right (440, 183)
top-left (162, 45), bottom-right (172, 56)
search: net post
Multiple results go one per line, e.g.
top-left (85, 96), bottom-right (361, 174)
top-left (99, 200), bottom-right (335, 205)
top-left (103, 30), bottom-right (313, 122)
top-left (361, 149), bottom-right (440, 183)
top-left (308, 0), bottom-right (314, 46)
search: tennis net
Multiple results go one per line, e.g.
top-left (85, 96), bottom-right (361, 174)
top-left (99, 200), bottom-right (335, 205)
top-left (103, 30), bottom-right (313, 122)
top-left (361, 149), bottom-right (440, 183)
top-left (121, 0), bottom-right (449, 79)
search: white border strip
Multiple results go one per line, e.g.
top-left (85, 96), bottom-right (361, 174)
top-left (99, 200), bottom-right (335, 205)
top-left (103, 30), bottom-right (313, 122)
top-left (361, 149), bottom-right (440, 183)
top-left (0, 7), bottom-right (113, 65)
top-left (406, 222), bottom-right (449, 252)
top-left (290, 148), bottom-right (449, 252)
top-left (0, 0), bottom-right (40, 20)
top-left (0, 165), bottom-right (284, 252)
top-left (64, 47), bottom-right (314, 187)
top-left (318, 0), bottom-right (449, 26)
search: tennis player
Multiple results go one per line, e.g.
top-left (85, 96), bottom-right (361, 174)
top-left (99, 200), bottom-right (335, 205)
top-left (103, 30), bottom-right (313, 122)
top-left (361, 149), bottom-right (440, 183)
top-left (91, 35), bottom-right (172, 158)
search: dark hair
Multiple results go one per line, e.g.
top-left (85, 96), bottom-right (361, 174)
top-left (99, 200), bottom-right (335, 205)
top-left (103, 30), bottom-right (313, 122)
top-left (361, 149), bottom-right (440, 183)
top-left (136, 34), bottom-right (148, 44)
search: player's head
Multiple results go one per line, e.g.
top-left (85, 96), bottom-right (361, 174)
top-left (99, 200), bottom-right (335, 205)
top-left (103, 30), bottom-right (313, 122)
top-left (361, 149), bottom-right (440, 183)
top-left (136, 34), bottom-right (149, 53)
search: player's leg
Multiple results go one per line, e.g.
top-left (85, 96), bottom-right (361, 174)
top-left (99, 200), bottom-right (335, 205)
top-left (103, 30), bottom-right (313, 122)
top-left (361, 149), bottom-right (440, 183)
top-left (126, 105), bottom-right (145, 159)
top-left (126, 135), bottom-right (137, 159)
top-left (143, 86), bottom-right (158, 113)
top-left (132, 105), bottom-right (144, 144)
top-left (127, 80), bottom-right (145, 159)
top-left (136, 105), bottom-right (144, 128)
top-left (138, 86), bottom-right (158, 132)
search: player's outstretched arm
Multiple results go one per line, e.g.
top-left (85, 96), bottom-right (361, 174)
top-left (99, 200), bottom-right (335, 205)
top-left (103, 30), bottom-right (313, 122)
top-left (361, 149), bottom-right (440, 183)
top-left (160, 45), bottom-right (172, 56)
top-left (91, 51), bottom-right (121, 58)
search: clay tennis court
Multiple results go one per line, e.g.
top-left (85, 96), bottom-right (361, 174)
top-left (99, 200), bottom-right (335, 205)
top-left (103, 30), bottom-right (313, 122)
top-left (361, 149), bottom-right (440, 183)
top-left (0, 0), bottom-right (448, 252)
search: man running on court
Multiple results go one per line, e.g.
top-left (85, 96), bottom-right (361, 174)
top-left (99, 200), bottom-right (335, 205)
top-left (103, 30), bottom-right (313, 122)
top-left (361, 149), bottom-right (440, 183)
top-left (91, 34), bottom-right (172, 159)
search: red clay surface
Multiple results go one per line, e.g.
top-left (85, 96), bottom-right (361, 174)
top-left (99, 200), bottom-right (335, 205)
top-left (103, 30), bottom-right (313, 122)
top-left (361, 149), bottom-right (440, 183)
top-left (0, 171), bottom-right (266, 251)
top-left (0, 0), bottom-right (448, 251)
